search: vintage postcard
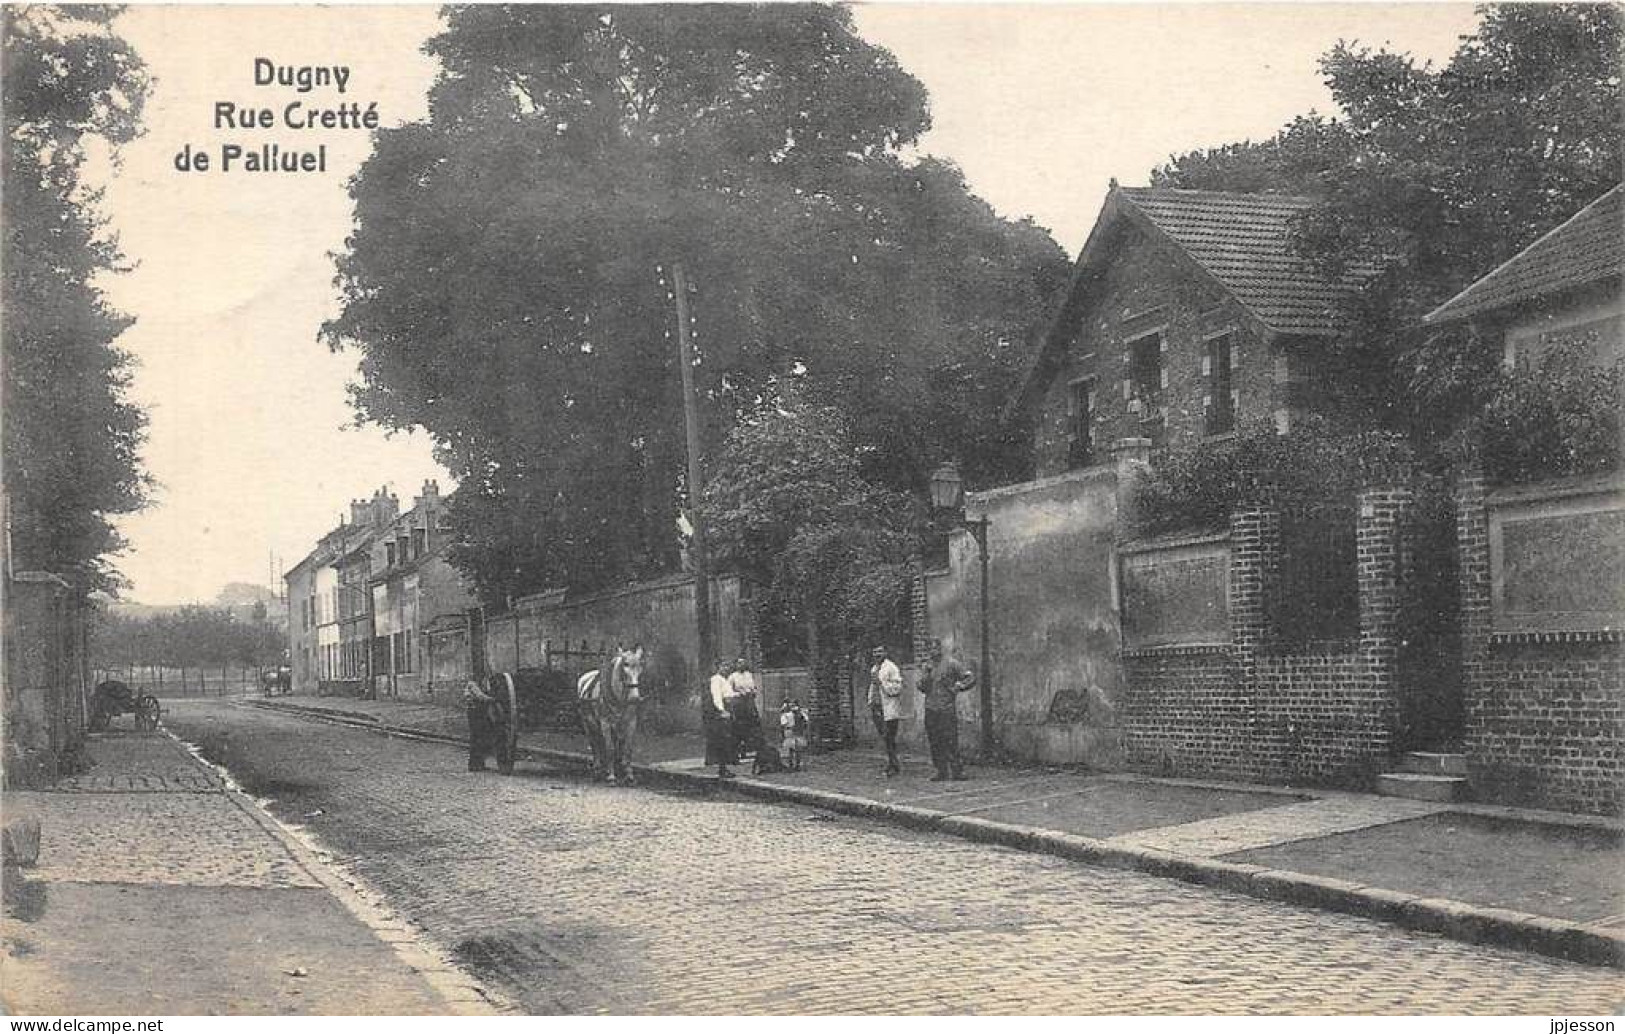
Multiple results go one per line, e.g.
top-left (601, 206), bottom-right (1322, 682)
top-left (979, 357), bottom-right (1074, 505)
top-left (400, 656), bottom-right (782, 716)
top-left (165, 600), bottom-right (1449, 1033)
top-left (2, 1), bottom-right (1620, 1020)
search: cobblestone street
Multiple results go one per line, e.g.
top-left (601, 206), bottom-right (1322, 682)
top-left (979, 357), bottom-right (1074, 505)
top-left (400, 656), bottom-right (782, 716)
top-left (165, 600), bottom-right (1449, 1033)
top-left (167, 700), bottom-right (1623, 1015)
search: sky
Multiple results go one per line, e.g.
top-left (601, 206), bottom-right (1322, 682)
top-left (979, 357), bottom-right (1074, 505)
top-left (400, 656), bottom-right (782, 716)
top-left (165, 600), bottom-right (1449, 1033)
top-left (98, 2), bottom-right (1481, 604)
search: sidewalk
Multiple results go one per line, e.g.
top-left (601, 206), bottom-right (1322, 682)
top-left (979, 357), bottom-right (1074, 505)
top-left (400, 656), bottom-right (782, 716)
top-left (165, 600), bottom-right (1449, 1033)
top-left (0, 726), bottom-right (501, 1015)
top-left (247, 692), bottom-right (1625, 970)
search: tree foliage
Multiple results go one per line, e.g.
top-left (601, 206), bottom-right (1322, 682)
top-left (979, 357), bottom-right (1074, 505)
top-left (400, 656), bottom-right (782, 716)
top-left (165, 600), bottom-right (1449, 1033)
top-left (1133, 416), bottom-right (1416, 537)
top-left (1155, 4), bottom-right (1622, 435)
top-left (703, 394), bottom-right (915, 663)
top-left (94, 606), bottom-right (286, 671)
top-left (2, 5), bottom-right (151, 592)
top-left (324, 4), bottom-right (1067, 605)
top-left (1474, 342), bottom-right (1623, 485)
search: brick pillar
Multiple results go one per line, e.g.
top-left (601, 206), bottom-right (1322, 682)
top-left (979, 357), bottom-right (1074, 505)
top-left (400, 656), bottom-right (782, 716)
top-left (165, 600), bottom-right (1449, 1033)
top-left (1356, 485), bottom-right (1413, 749)
top-left (1455, 464), bottom-right (1492, 666)
top-left (741, 580), bottom-right (765, 672)
top-left (908, 553), bottom-right (932, 664)
top-left (1357, 487), bottom-right (1412, 654)
top-left (1226, 505), bottom-right (1279, 780)
top-left (1228, 505), bottom-right (1280, 653)
top-left (1453, 463), bottom-right (1492, 779)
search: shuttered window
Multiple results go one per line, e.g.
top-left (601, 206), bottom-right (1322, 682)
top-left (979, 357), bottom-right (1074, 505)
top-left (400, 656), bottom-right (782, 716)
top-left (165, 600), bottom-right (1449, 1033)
top-left (1205, 333), bottom-right (1236, 435)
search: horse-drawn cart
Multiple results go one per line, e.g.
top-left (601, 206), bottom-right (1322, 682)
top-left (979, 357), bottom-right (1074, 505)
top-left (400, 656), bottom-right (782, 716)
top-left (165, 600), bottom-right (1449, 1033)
top-left (89, 679), bottom-right (162, 732)
top-left (479, 641), bottom-right (644, 781)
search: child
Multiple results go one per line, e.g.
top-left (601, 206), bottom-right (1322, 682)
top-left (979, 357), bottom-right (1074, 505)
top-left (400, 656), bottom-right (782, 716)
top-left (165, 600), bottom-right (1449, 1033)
top-left (779, 698), bottom-right (809, 772)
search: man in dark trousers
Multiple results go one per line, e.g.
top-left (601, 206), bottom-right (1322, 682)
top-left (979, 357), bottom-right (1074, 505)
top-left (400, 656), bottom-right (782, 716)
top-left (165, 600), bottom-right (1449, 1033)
top-left (918, 641), bottom-right (976, 782)
top-left (463, 675), bottom-right (513, 774)
top-left (867, 645), bottom-right (905, 776)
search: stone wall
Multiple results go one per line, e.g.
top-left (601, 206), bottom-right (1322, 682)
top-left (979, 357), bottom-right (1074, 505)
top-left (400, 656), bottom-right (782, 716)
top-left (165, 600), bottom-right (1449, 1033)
top-left (1119, 532), bottom-right (1229, 649)
top-left (3, 572), bottom-right (90, 787)
top-left (925, 459), bottom-right (1127, 765)
top-left (1457, 470), bottom-right (1624, 815)
top-left (474, 573), bottom-right (751, 733)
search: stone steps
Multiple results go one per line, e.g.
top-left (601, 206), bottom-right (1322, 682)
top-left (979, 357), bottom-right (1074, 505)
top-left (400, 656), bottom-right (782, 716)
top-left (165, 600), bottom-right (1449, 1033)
top-left (1377, 752), bottom-right (1469, 802)
top-left (1400, 751), bottom-right (1469, 777)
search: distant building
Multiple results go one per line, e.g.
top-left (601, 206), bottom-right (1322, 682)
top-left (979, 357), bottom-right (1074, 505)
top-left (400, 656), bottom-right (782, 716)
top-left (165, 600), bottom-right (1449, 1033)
top-left (366, 480), bottom-right (475, 698)
top-left (284, 488), bottom-right (399, 696)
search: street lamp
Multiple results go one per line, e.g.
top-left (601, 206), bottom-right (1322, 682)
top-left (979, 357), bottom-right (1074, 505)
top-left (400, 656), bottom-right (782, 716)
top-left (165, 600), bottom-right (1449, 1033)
top-left (929, 461), bottom-right (995, 758)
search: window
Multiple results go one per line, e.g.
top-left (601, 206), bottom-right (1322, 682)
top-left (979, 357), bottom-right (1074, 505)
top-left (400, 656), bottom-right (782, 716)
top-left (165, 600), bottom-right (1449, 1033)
top-left (385, 541), bottom-right (396, 566)
top-left (1127, 332), bottom-right (1163, 419)
top-left (1068, 379), bottom-right (1095, 469)
top-left (1204, 333), bottom-right (1236, 435)
top-left (412, 528), bottom-right (426, 557)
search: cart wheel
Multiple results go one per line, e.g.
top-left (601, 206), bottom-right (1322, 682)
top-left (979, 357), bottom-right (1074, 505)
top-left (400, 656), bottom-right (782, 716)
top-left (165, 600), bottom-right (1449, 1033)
top-left (500, 676), bottom-right (519, 775)
top-left (134, 695), bottom-right (161, 731)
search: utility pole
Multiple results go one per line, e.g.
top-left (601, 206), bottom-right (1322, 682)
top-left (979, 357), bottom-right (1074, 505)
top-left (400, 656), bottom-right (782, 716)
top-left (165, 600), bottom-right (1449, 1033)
top-left (671, 262), bottom-right (714, 671)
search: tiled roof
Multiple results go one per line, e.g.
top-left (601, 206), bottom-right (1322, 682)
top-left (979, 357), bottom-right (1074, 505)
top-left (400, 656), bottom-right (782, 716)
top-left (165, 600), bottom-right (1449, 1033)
top-left (1118, 187), bottom-right (1378, 337)
top-left (1424, 185), bottom-right (1623, 325)
top-left (1006, 185), bottom-right (1386, 422)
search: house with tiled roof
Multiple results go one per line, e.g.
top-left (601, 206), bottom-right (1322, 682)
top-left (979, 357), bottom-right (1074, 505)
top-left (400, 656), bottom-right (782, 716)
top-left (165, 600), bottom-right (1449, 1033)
top-left (1427, 184), bottom-right (1623, 816)
top-left (1012, 185), bottom-right (1381, 474)
top-left (921, 184), bottom-right (1400, 775)
top-left (1424, 183), bottom-right (1621, 369)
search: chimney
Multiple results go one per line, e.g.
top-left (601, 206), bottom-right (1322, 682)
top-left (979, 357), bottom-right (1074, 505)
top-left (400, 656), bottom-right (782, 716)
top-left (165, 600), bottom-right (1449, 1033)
top-left (370, 487), bottom-right (399, 524)
top-left (415, 478), bottom-right (443, 517)
top-left (349, 498), bottom-right (369, 526)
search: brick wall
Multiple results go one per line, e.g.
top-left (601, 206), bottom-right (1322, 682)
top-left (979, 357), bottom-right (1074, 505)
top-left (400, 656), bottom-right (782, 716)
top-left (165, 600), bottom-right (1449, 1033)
top-left (1121, 647), bottom-right (1247, 774)
top-left (1121, 488), bottom-right (1407, 788)
top-left (1457, 468), bottom-right (1624, 815)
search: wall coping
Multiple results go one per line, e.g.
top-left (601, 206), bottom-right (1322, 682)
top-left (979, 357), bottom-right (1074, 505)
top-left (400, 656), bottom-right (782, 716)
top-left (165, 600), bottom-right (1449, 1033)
top-left (1488, 629), bottom-right (1622, 646)
top-left (507, 571), bottom-right (742, 616)
top-left (1119, 529), bottom-right (1229, 556)
top-left (1487, 470), bottom-right (1625, 508)
top-left (966, 464), bottom-right (1116, 508)
top-left (1122, 643), bottom-right (1233, 658)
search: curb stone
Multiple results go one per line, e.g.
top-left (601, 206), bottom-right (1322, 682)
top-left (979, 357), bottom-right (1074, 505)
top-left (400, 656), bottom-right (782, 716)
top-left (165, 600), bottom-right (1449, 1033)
top-left (244, 699), bottom-right (1625, 971)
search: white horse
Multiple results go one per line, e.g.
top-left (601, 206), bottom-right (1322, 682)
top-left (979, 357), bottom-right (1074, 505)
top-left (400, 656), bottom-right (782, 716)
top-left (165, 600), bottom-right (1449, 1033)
top-left (577, 644), bottom-right (646, 784)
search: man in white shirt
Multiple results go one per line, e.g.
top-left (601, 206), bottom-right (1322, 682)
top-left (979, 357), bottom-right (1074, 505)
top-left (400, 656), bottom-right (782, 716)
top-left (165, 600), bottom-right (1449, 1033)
top-left (704, 658), bottom-right (738, 779)
top-left (867, 645), bottom-right (904, 776)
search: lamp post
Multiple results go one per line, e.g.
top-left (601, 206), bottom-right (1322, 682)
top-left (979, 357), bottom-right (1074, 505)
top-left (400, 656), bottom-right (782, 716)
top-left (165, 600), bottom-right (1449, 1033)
top-left (929, 461), bottom-right (995, 758)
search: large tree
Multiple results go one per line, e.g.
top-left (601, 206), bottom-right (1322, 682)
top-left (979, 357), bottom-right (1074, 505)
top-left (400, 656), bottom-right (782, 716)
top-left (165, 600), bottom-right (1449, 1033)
top-left (1154, 3), bottom-right (1621, 436)
top-left (703, 391), bottom-right (916, 667)
top-left (324, 4), bottom-right (1066, 605)
top-left (3, 5), bottom-right (151, 592)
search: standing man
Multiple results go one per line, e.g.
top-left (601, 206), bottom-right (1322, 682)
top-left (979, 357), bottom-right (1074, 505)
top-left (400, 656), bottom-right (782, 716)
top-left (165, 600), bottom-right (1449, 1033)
top-left (867, 645), bottom-right (904, 777)
top-left (704, 657), bottom-right (738, 779)
top-left (462, 675), bottom-right (512, 774)
top-left (919, 641), bottom-right (976, 782)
